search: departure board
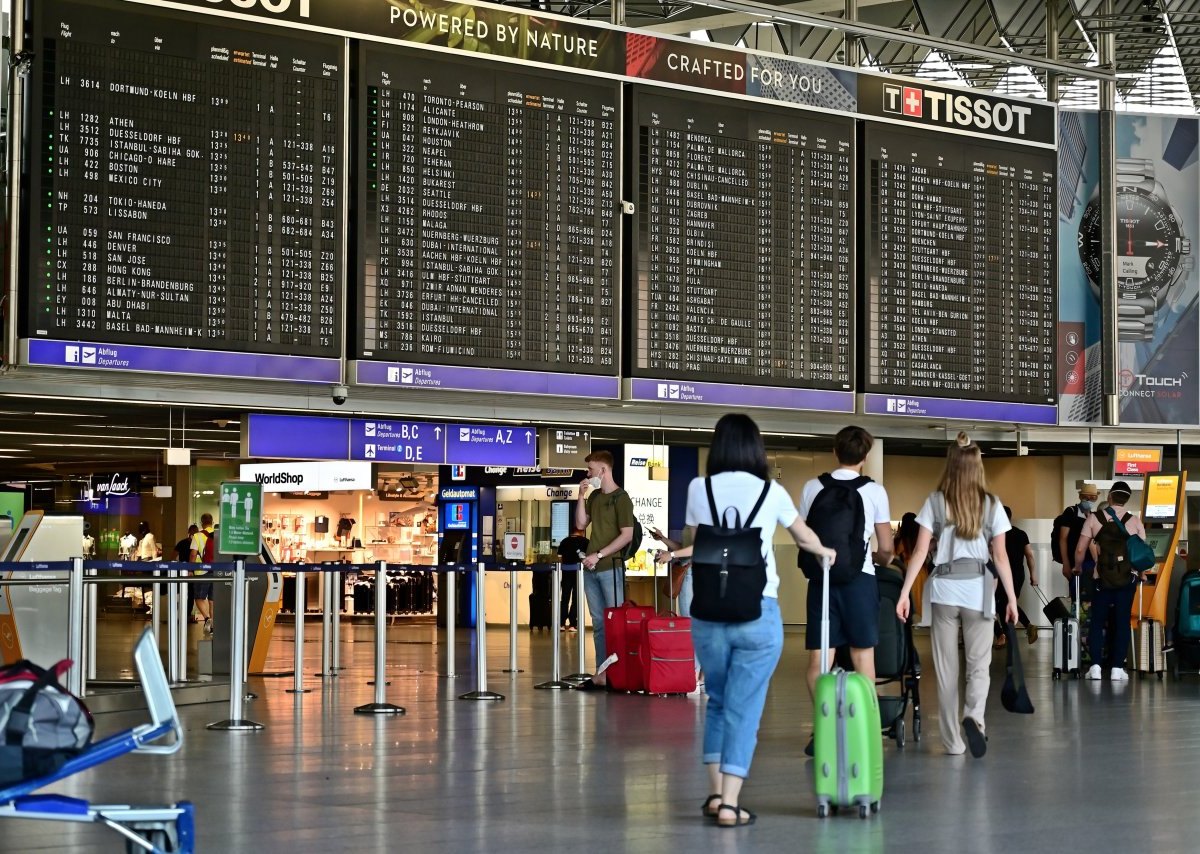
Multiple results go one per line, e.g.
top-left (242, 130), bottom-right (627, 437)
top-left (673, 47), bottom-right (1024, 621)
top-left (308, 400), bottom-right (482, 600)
top-left (631, 88), bottom-right (854, 391)
top-left (27, 0), bottom-right (343, 360)
top-left (864, 124), bottom-right (1056, 404)
top-left (358, 47), bottom-right (619, 374)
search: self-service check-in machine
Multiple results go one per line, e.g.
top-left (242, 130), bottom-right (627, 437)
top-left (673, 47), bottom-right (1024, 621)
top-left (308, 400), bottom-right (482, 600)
top-left (211, 541), bottom-right (287, 677)
top-left (0, 511), bottom-right (84, 666)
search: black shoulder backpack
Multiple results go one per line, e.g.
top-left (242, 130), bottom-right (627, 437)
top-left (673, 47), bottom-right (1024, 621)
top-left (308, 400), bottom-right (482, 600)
top-left (690, 478), bottom-right (772, 623)
top-left (799, 474), bottom-right (872, 584)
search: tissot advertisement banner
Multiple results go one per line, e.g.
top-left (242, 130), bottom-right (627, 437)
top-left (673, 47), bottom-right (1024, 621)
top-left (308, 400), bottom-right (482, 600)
top-left (1058, 110), bottom-right (1200, 427)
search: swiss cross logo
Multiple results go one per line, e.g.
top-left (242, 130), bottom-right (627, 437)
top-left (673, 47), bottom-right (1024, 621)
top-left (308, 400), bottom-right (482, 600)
top-left (902, 86), bottom-right (923, 116)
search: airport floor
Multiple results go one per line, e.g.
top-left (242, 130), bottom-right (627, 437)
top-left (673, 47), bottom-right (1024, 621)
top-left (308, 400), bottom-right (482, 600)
top-left (2, 615), bottom-right (1199, 853)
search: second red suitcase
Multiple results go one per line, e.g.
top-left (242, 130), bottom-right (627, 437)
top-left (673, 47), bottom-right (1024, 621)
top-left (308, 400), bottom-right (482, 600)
top-left (604, 600), bottom-right (655, 692)
top-left (641, 614), bottom-right (696, 695)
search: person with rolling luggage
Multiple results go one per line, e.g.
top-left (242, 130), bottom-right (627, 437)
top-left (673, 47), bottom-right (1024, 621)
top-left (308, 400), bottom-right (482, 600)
top-left (897, 433), bottom-right (1019, 758)
top-left (574, 451), bottom-right (636, 689)
top-left (993, 506), bottom-right (1039, 648)
top-left (796, 425), bottom-right (893, 757)
top-left (1073, 481), bottom-right (1146, 681)
top-left (658, 414), bottom-right (835, 827)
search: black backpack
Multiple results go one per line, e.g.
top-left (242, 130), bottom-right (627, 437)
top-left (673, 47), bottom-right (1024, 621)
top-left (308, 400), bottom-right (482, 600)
top-left (1094, 510), bottom-right (1136, 590)
top-left (690, 478), bottom-right (772, 623)
top-left (799, 474), bottom-right (872, 584)
top-left (1051, 505), bottom-right (1086, 564)
top-left (622, 516), bottom-right (644, 562)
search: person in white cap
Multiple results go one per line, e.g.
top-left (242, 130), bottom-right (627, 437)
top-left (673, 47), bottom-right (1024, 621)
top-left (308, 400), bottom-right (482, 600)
top-left (1073, 481), bottom-right (1144, 680)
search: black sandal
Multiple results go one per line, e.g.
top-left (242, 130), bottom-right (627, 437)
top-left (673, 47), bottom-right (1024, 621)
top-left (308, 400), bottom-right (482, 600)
top-left (716, 804), bottom-right (757, 827)
top-left (701, 794), bottom-right (721, 818)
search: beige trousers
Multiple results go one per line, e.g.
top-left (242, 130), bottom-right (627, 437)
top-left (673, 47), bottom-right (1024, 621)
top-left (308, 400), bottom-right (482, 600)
top-left (930, 603), bottom-right (994, 754)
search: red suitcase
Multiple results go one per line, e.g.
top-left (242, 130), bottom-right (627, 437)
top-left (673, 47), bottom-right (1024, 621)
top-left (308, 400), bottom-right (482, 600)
top-left (604, 600), bottom-right (655, 692)
top-left (641, 613), bottom-right (696, 695)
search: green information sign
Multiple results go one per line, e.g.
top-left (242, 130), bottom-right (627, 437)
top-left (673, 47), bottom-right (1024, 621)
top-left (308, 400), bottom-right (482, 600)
top-left (218, 482), bottom-right (263, 557)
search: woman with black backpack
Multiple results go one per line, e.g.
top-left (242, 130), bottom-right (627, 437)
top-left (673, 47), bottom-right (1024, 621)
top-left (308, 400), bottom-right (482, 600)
top-left (896, 433), bottom-right (1019, 758)
top-left (655, 413), bottom-right (834, 828)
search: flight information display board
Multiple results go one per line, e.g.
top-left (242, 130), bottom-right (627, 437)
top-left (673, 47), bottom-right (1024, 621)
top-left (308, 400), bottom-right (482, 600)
top-left (863, 123), bottom-right (1057, 410)
top-left (25, 0), bottom-right (343, 380)
top-left (357, 46), bottom-right (619, 382)
top-left (627, 88), bottom-right (854, 411)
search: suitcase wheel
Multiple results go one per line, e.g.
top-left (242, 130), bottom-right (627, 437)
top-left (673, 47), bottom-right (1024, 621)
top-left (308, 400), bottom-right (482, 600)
top-left (1052, 669), bottom-right (1061, 680)
top-left (858, 804), bottom-right (869, 819)
top-left (895, 718), bottom-right (905, 749)
top-left (817, 803), bottom-right (829, 819)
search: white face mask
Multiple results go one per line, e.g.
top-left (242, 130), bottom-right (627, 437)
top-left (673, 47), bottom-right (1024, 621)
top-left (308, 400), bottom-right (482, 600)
top-left (587, 476), bottom-right (602, 490)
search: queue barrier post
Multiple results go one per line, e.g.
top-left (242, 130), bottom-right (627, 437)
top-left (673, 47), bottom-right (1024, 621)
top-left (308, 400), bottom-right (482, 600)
top-left (535, 563), bottom-right (572, 690)
top-left (564, 564), bottom-right (591, 684)
top-left (166, 568), bottom-right (181, 682)
top-left (459, 561), bottom-right (503, 701)
top-left (356, 561), bottom-right (405, 716)
top-left (66, 558), bottom-right (85, 698)
top-left (86, 567), bottom-right (98, 682)
top-left (316, 565), bottom-right (336, 679)
top-left (331, 568), bottom-right (342, 672)
top-left (208, 560), bottom-right (264, 731)
top-left (287, 565), bottom-right (311, 695)
top-left (503, 563), bottom-right (523, 674)
top-left (444, 566), bottom-right (456, 679)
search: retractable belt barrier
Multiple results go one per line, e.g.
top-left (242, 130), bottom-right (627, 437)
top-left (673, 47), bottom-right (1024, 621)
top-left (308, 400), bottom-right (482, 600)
top-left (0, 559), bottom-right (589, 722)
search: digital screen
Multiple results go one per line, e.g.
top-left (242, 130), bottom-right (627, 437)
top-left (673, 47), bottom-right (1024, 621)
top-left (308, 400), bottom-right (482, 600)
top-left (1144, 529), bottom-right (1173, 560)
top-left (1144, 474), bottom-right (1181, 521)
top-left (630, 88), bottom-right (854, 390)
top-left (358, 46), bottom-right (619, 374)
top-left (551, 501), bottom-right (570, 545)
top-left (27, 0), bottom-right (344, 358)
top-left (863, 124), bottom-right (1056, 404)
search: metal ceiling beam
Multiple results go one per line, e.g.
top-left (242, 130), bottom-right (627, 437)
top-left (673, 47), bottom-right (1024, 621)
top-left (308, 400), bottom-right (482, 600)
top-left (684, 0), bottom-right (1116, 79)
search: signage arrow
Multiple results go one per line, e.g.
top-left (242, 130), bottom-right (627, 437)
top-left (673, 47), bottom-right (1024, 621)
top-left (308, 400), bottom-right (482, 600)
top-left (435, 426), bottom-right (442, 439)
top-left (525, 429), bottom-right (534, 444)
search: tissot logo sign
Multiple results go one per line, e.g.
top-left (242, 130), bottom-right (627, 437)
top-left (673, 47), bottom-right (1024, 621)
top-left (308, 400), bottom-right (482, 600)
top-left (864, 75), bottom-right (1055, 146)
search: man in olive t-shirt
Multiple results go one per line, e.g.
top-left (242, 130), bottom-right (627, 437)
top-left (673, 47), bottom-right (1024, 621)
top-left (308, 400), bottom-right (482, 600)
top-left (575, 450), bottom-right (635, 684)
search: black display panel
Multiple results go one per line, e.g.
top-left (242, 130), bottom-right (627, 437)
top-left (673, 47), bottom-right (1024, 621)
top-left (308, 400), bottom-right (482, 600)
top-left (27, 0), bottom-right (343, 358)
top-left (864, 124), bottom-right (1057, 404)
top-left (358, 46), bottom-right (619, 374)
top-left (630, 88), bottom-right (854, 390)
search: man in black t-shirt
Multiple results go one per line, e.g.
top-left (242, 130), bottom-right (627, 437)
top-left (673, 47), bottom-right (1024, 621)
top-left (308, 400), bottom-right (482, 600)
top-left (996, 506), bottom-right (1038, 645)
top-left (556, 529), bottom-right (588, 630)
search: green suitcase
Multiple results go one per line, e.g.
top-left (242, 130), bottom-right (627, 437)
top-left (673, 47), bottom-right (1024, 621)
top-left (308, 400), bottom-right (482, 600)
top-left (812, 557), bottom-right (883, 818)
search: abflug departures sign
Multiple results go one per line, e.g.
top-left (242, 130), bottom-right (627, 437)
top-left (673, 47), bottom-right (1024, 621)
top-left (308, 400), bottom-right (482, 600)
top-left (858, 75), bottom-right (1059, 425)
top-left (24, 0), bottom-right (345, 382)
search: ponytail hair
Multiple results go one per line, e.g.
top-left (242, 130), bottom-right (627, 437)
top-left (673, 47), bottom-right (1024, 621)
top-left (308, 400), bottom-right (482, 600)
top-left (936, 432), bottom-right (990, 540)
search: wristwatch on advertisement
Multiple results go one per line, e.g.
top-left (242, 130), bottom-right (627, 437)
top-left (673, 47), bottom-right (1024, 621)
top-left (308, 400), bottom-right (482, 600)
top-left (1077, 157), bottom-right (1193, 341)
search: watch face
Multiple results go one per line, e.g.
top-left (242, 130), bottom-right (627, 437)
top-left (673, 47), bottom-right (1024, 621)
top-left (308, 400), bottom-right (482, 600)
top-left (1077, 186), bottom-right (1188, 294)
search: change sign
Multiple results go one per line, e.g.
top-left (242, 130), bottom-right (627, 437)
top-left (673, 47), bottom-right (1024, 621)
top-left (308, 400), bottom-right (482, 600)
top-left (218, 482), bottom-right (263, 556)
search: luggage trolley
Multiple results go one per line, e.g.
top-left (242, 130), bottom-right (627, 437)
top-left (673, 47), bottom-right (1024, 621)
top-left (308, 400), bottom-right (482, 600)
top-left (0, 629), bottom-right (194, 853)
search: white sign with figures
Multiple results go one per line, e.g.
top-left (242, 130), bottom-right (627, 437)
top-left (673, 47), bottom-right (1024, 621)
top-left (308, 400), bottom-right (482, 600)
top-left (622, 443), bottom-right (669, 577)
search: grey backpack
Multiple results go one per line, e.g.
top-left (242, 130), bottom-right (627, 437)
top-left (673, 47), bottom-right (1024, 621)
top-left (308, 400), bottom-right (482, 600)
top-left (0, 659), bottom-right (93, 786)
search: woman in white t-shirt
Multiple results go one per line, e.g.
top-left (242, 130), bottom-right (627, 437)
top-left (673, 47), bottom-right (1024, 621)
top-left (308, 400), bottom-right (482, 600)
top-left (897, 433), bottom-right (1019, 758)
top-left (657, 414), bottom-right (834, 828)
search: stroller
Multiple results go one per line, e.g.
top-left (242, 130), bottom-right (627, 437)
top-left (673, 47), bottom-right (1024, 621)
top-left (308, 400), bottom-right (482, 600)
top-left (837, 567), bottom-right (922, 747)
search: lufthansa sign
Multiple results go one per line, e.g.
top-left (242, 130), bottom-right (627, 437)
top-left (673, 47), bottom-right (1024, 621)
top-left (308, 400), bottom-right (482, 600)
top-left (858, 74), bottom-right (1056, 147)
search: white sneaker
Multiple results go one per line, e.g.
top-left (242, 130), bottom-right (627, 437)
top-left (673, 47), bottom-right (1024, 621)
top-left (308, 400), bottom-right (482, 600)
top-left (1110, 667), bottom-right (1130, 681)
top-left (1085, 664), bottom-right (1102, 680)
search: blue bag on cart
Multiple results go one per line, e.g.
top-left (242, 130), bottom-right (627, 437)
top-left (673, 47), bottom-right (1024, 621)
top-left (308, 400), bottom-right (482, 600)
top-left (0, 659), bottom-right (93, 786)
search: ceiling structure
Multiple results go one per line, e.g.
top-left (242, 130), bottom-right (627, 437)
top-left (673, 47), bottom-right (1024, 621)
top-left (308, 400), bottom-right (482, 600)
top-left (516, 0), bottom-right (1200, 113)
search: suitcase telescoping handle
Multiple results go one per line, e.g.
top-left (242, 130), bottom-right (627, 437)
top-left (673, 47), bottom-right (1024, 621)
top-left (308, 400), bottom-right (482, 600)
top-left (819, 553), bottom-right (832, 675)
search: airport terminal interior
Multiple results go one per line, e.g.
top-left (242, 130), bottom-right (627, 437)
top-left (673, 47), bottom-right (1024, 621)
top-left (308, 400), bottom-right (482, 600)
top-left (7, 0), bottom-right (1200, 851)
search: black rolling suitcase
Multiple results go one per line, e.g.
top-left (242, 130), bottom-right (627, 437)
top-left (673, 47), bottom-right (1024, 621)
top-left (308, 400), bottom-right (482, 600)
top-left (528, 570), bottom-right (552, 630)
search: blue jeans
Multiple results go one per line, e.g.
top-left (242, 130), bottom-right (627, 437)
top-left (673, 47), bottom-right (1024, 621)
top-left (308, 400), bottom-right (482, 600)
top-left (582, 566), bottom-right (625, 665)
top-left (1089, 582), bottom-right (1136, 667)
top-left (691, 597), bottom-right (784, 779)
top-left (678, 567), bottom-right (693, 618)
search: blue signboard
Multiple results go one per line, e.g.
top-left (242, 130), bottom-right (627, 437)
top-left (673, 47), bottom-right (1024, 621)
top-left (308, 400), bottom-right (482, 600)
top-left (350, 419), bottom-right (445, 464)
top-left (444, 424), bottom-right (537, 467)
top-left (245, 414), bottom-right (349, 460)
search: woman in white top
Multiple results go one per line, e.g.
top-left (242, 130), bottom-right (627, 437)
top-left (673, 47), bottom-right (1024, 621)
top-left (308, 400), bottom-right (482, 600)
top-left (897, 433), bottom-right (1019, 758)
top-left (657, 414), bottom-right (834, 827)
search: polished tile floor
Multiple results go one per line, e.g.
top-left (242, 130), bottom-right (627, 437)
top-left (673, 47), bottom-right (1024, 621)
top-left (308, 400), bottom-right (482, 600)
top-left (2, 617), bottom-right (1199, 853)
